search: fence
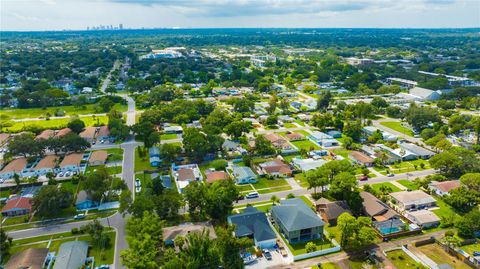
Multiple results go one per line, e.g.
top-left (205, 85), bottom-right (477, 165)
top-left (293, 244), bottom-right (341, 261)
top-left (436, 240), bottom-right (480, 269)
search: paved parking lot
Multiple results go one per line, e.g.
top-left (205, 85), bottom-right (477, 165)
top-left (246, 249), bottom-right (287, 269)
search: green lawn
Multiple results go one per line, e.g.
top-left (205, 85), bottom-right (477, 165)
top-left (325, 225), bottom-right (341, 246)
top-left (134, 147), bottom-right (153, 172)
top-left (460, 243), bottom-right (480, 256)
top-left (299, 195), bottom-right (314, 207)
top-left (258, 185), bottom-right (292, 194)
top-left (386, 249), bottom-right (426, 269)
top-left (160, 133), bottom-right (177, 140)
top-left (296, 130), bottom-right (311, 136)
top-left (291, 139), bottom-right (320, 150)
top-left (284, 123), bottom-right (297, 128)
top-left (432, 197), bottom-right (459, 221)
top-left (371, 182), bottom-right (402, 193)
top-left (236, 184), bottom-right (254, 192)
top-left (313, 263), bottom-right (341, 269)
top-left (389, 160), bottom-right (430, 174)
top-left (283, 236), bottom-right (334, 255)
top-left (332, 148), bottom-right (351, 159)
top-left (294, 173), bottom-right (309, 187)
top-left (84, 165), bottom-right (122, 176)
top-left (294, 119), bottom-right (305, 127)
top-left (0, 104), bottom-right (126, 120)
top-left (380, 121), bottom-right (414, 136)
top-left (397, 179), bottom-right (419, 190)
top-left (1, 115), bottom-right (109, 132)
top-left (254, 177), bottom-right (289, 189)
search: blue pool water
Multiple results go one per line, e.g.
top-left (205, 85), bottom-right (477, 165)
top-left (379, 227), bottom-right (401, 235)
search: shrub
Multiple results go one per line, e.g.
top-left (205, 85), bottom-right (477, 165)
top-left (305, 242), bottom-right (317, 253)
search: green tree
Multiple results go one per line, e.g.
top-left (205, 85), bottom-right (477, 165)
top-left (460, 173), bottom-right (480, 192)
top-left (215, 226), bottom-right (252, 269)
top-left (83, 220), bottom-right (110, 248)
top-left (160, 143), bottom-right (181, 164)
top-left (0, 228), bottom-right (13, 261)
top-left (254, 135), bottom-right (276, 155)
top-left (455, 210), bottom-right (480, 238)
top-left (317, 91), bottom-right (332, 111)
top-left (337, 212), bottom-right (376, 249)
top-left (121, 211), bottom-right (164, 269)
top-left (67, 118), bottom-right (86, 134)
top-left (8, 132), bottom-right (43, 158)
top-left (32, 185), bottom-right (72, 218)
top-left (83, 166), bottom-right (110, 203)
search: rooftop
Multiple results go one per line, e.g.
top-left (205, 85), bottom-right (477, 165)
top-left (271, 198), bottom-right (324, 232)
top-left (59, 153), bottom-right (83, 167)
top-left (34, 155), bottom-right (57, 170)
top-left (4, 248), bottom-right (48, 269)
top-left (53, 241), bottom-right (89, 269)
top-left (89, 150), bottom-right (108, 163)
top-left (79, 126), bottom-right (96, 139)
top-left (1, 158), bottom-right (28, 174)
top-left (228, 206), bottom-right (276, 243)
top-left (390, 190), bottom-right (436, 206)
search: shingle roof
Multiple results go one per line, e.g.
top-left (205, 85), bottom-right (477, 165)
top-left (1, 196), bottom-right (32, 213)
top-left (317, 200), bottom-right (351, 221)
top-left (349, 151), bottom-right (374, 164)
top-left (205, 171), bottom-right (229, 183)
top-left (88, 151), bottom-right (108, 164)
top-left (52, 241), bottom-right (89, 269)
top-left (408, 210), bottom-right (440, 225)
top-left (232, 166), bottom-right (256, 180)
top-left (430, 180), bottom-right (461, 193)
top-left (228, 206), bottom-right (276, 242)
top-left (34, 155), bottom-right (57, 170)
top-left (96, 125), bottom-right (110, 137)
top-left (390, 190), bottom-right (436, 206)
top-left (36, 129), bottom-right (55, 140)
top-left (79, 126), bottom-right (96, 139)
top-left (360, 191), bottom-right (389, 217)
top-left (177, 168), bottom-right (195, 181)
top-left (59, 153), bottom-right (83, 167)
top-left (271, 198), bottom-right (324, 232)
top-left (1, 158), bottom-right (28, 174)
top-left (398, 142), bottom-right (435, 157)
top-left (55, 128), bottom-right (72, 138)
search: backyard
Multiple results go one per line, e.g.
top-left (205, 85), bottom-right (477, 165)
top-left (291, 139), bottom-right (320, 151)
top-left (418, 243), bottom-right (471, 269)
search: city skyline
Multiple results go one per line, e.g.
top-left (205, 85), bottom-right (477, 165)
top-left (1, 0), bottom-right (479, 31)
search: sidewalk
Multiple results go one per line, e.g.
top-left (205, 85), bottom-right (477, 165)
top-left (286, 177), bottom-right (302, 190)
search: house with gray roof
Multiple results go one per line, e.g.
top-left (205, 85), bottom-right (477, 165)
top-left (398, 142), bottom-right (435, 159)
top-left (53, 241), bottom-right (89, 269)
top-left (271, 198), bottom-right (324, 244)
top-left (232, 166), bottom-right (257, 184)
top-left (228, 207), bottom-right (277, 249)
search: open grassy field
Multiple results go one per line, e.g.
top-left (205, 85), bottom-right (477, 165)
top-left (0, 104), bottom-right (126, 120)
top-left (291, 139), bottom-right (320, 150)
top-left (432, 197), bottom-right (459, 221)
top-left (1, 115), bottom-right (109, 132)
top-left (160, 133), bottom-right (177, 140)
top-left (371, 182), bottom-right (402, 193)
top-left (418, 244), bottom-right (471, 269)
top-left (397, 179), bottom-right (420, 190)
top-left (380, 121), bottom-right (414, 136)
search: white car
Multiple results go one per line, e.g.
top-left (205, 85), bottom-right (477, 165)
top-left (135, 186), bottom-right (142, 193)
top-left (135, 179), bottom-right (141, 187)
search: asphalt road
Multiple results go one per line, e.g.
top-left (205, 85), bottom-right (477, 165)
top-left (235, 168), bottom-right (436, 206)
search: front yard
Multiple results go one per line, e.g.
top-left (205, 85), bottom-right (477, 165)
top-left (418, 244), bottom-right (471, 269)
top-left (370, 182), bottom-right (402, 193)
top-left (386, 249), bottom-right (425, 269)
top-left (380, 121), bottom-right (414, 137)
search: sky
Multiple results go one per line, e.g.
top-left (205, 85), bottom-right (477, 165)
top-left (1, 0), bottom-right (479, 31)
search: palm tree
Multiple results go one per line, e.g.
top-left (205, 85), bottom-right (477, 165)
top-left (270, 195), bottom-right (279, 205)
top-left (13, 173), bottom-right (21, 192)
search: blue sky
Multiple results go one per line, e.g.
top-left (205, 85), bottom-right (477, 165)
top-left (1, 0), bottom-right (479, 31)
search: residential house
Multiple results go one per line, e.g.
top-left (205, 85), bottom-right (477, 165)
top-left (163, 223), bottom-right (217, 247)
top-left (406, 210), bottom-right (440, 228)
top-left (1, 196), bottom-right (32, 216)
top-left (35, 129), bottom-right (55, 140)
top-left (75, 190), bottom-right (97, 210)
top-left (390, 190), bottom-right (437, 211)
top-left (164, 125), bottom-right (183, 134)
top-left (88, 151), bottom-right (108, 166)
top-left (0, 158), bottom-right (28, 180)
top-left (429, 180), bottom-right (461, 196)
top-left (409, 87), bottom-right (441, 101)
top-left (258, 159), bottom-right (292, 177)
top-left (96, 126), bottom-right (111, 142)
top-left (53, 241), bottom-right (89, 269)
top-left (34, 155), bottom-right (57, 176)
top-left (360, 192), bottom-right (399, 222)
top-left (271, 198), bottom-right (325, 244)
top-left (349, 151), bottom-right (375, 167)
top-left (264, 133), bottom-right (294, 151)
top-left (292, 157), bottom-right (327, 172)
top-left (398, 142), bottom-right (435, 159)
top-left (79, 126), bottom-right (97, 143)
top-left (377, 144), bottom-right (417, 161)
top-left (0, 133), bottom-right (11, 146)
top-left (59, 153), bottom-right (83, 173)
top-left (360, 145), bottom-right (400, 164)
top-left (149, 147), bottom-right (161, 167)
top-left (232, 166), bottom-right (257, 184)
top-left (308, 131), bottom-right (340, 147)
top-left (362, 127), bottom-right (398, 142)
top-left (315, 198), bottom-right (352, 226)
top-left (205, 170), bottom-right (229, 184)
top-left (4, 248), bottom-right (48, 269)
top-left (228, 206), bottom-right (277, 249)
top-left (326, 130), bottom-right (342, 139)
top-left (172, 164), bottom-right (203, 193)
top-left (54, 127), bottom-right (72, 138)
top-left (285, 132), bottom-right (305, 141)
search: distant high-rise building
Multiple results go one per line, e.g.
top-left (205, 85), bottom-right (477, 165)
top-left (119, 23), bottom-right (123, 30)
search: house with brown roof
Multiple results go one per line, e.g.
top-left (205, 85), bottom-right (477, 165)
top-left (316, 198), bottom-right (352, 225)
top-left (96, 126), bottom-right (111, 142)
top-left (172, 163), bottom-right (203, 193)
top-left (264, 133), bottom-right (293, 150)
top-left (163, 222), bottom-right (217, 248)
top-left (34, 155), bottom-right (57, 176)
top-left (0, 158), bottom-right (28, 181)
top-left (406, 210), bottom-right (440, 228)
top-left (349, 151), bottom-right (375, 167)
top-left (429, 180), bottom-right (461, 196)
top-left (0, 133), bottom-right (11, 146)
top-left (205, 170), bottom-right (229, 184)
top-left (35, 129), bottom-right (55, 140)
top-left (4, 248), bottom-right (48, 269)
top-left (360, 191), bottom-right (399, 222)
top-left (285, 132), bottom-right (305, 141)
top-left (79, 126), bottom-right (97, 143)
top-left (59, 153), bottom-right (83, 173)
top-left (88, 150), bottom-right (108, 166)
top-left (1, 196), bottom-right (32, 216)
top-left (54, 128), bottom-right (72, 138)
top-left (258, 159), bottom-right (292, 177)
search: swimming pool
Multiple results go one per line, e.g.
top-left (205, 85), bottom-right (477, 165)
top-left (379, 226), bottom-right (402, 235)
